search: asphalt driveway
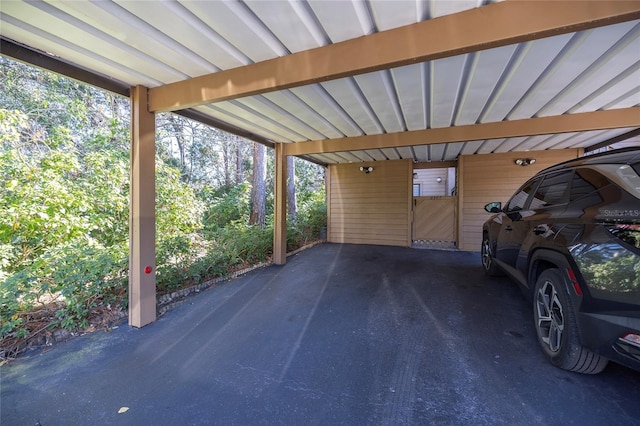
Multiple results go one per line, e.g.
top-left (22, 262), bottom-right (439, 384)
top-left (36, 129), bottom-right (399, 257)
top-left (2, 243), bottom-right (640, 425)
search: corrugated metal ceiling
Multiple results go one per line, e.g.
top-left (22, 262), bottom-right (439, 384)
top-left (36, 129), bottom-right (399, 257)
top-left (1, 0), bottom-right (639, 165)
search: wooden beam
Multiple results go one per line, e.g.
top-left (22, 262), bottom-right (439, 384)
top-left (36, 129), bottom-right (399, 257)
top-left (284, 108), bottom-right (640, 156)
top-left (148, 1), bottom-right (640, 112)
top-left (129, 85), bottom-right (156, 328)
top-left (273, 143), bottom-right (287, 265)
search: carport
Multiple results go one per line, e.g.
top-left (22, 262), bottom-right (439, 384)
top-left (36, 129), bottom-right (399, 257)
top-left (3, 244), bottom-right (640, 424)
top-left (1, 1), bottom-right (639, 329)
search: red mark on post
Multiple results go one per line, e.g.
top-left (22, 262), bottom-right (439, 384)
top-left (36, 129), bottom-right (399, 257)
top-left (144, 266), bottom-right (152, 274)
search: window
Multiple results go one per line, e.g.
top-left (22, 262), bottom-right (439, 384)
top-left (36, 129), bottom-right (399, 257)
top-left (413, 183), bottom-right (421, 196)
top-left (570, 169), bottom-right (608, 201)
top-left (531, 171), bottom-right (572, 207)
top-left (505, 178), bottom-right (540, 212)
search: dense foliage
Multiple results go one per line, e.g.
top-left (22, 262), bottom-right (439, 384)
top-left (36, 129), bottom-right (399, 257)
top-left (0, 58), bottom-right (326, 354)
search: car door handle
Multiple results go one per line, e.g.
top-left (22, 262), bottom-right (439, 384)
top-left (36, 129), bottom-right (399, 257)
top-left (505, 226), bottom-right (513, 231)
top-left (533, 227), bottom-right (546, 235)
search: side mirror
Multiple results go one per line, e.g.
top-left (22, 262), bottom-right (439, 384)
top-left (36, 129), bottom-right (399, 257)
top-left (484, 202), bottom-right (502, 213)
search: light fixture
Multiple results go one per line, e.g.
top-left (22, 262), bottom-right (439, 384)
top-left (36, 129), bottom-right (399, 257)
top-left (436, 177), bottom-right (442, 183)
top-left (515, 158), bottom-right (536, 166)
top-left (359, 166), bottom-right (374, 173)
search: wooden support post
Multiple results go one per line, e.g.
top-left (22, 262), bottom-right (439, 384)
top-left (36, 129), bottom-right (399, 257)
top-left (273, 143), bottom-right (287, 265)
top-left (129, 85), bottom-right (156, 328)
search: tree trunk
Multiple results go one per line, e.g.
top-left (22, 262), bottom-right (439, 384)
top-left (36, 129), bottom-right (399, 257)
top-left (249, 142), bottom-right (266, 228)
top-left (287, 156), bottom-right (297, 220)
top-left (222, 136), bottom-right (231, 186)
top-left (235, 137), bottom-right (243, 185)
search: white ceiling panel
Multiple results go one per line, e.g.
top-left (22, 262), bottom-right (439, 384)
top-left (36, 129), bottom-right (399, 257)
top-left (477, 139), bottom-right (508, 154)
top-left (442, 142), bottom-right (466, 161)
top-left (538, 22), bottom-right (640, 116)
top-left (245, 0), bottom-right (324, 53)
top-left (430, 55), bottom-right (467, 128)
top-left (308, 0), bottom-right (370, 42)
top-left (321, 78), bottom-right (382, 135)
top-left (370, 1), bottom-right (420, 31)
top-left (393, 64), bottom-right (427, 131)
top-left (196, 105), bottom-right (293, 143)
top-left (459, 140), bottom-right (486, 156)
top-left (510, 23), bottom-right (640, 120)
top-left (180, 1), bottom-right (286, 62)
top-left (429, 144), bottom-right (447, 162)
top-left (251, 92), bottom-right (329, 140)
top-left (209, 100), bottom-right (303, 142)
top-left (1, 17), bottom-right (160, 87)
top-left (570, 72), bottom-right (640, 113)
top-left (361, 149), bottom-right (387, 161)
top-left (432, 0), bottom-right (487, 19)
top-left (454, 45), bottom-right (518, 125)
top-left (54, 1), bottom-right (217, 76)
top-left (114, 1), bottom-right (248, 71)
top-left (354, 71), bottom-right (405, 133)
top-left (380, 148), bottom-right (402, 161)
top-left (481, 33), bottom-right (574, 123)
top-left (1, 0), bottom-right (638, 166)
top-left (494, 137), bottom-right (533, 153)
top-left (288, 85), bottom-right (361, 138)
top-left (413, 145), bottom-right (430, 163)
top-left (395, 147), bottom-right (415, 161)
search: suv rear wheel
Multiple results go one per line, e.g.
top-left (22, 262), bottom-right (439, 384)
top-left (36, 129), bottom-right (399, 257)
top-left (533, 269), bottom-right (608, 374)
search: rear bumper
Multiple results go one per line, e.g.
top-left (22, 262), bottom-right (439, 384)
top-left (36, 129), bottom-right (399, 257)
top-left (577, 312), bottom-right (640, 372)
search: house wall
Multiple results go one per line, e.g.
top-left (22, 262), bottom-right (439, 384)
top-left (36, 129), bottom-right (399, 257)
top-left (328, 159), bottom-right (412, 247)
top-left (413, 168), bottom-right (454, 196)
top-left (457, 149), bottom-right (581, 251)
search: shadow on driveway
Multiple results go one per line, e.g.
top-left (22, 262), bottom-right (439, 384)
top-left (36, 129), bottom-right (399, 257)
top-left (2, 243), bottom-right (640, 425)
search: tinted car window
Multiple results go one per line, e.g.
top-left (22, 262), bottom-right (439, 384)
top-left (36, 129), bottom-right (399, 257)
top-left (570, 168), bottom-right (610, 201)
top-left (530, 171), bottom-right (572, 208)
top-left (505, 178), bottom-right (541, 212)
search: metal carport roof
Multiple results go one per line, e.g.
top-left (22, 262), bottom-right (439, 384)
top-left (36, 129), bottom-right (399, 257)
top-left (2, 0), bottom-right (639, 165)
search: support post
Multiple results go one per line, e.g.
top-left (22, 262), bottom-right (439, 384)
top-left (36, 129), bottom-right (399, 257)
top-left (129, 85), bottom-right (156, 327)
top-left (273, 143), bottom-right (287, 265)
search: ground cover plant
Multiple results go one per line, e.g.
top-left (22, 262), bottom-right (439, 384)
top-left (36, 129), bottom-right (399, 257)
top-left (0, 58), bottom-right (326, 359)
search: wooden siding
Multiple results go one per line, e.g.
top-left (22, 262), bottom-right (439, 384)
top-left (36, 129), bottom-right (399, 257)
top-left (328, 159), bottom-right (412, 247)
top-left (457, 149), bottom-right (581, 251)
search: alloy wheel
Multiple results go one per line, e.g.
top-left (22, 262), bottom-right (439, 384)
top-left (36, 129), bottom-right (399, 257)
top-left (535, 280), bottom-right (565, 353)
top-left (481, 238), bottom-right (493, 271)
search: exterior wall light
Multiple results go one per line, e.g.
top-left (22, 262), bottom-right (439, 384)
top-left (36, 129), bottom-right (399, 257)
top-left (360, 166), bottom-right (374, 173)
top-left (515, 158), bottom-right (536, 166)
top-left (436, 177), bottom-right (443, 183)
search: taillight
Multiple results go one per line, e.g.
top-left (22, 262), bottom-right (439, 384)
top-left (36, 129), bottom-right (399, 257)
top-left (620, 333), bottom-right (640, 349)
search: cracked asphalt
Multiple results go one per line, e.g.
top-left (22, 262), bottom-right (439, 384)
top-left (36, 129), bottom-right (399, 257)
top-left (2, 243), bottom-right (640, 425)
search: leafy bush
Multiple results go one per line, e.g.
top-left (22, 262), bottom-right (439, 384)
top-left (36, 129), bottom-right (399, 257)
top-left (287, 189), bottom-right (327, 250)
top-left (0, 103), bottom-right (327, 353)
top-left (200, 184), bottom-right (250, 235)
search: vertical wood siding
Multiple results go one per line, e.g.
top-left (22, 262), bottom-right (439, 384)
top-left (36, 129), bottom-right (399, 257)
top-left (328, 159), bottom-right (412, 247)
top-left (457, 149), bottom-right (581, 251)
top-left (413, 196), bottom-right (456, 241)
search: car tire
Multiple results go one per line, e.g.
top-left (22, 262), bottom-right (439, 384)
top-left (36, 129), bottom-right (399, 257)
top-left (533, 269), bottom-right (608, 374)
top-left (481, 233), bottom-right (502, 276)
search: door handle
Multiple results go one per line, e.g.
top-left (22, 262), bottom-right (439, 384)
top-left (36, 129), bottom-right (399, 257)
top-left (533, 227), bottom-right (546, 235)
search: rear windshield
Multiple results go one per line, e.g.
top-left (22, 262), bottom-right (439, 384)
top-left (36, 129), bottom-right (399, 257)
top-left (589, 164), bottom-right (640, 199)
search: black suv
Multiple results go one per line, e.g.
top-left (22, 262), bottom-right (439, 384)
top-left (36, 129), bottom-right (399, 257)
top-left (482, 148), bottom-right (640, 374)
